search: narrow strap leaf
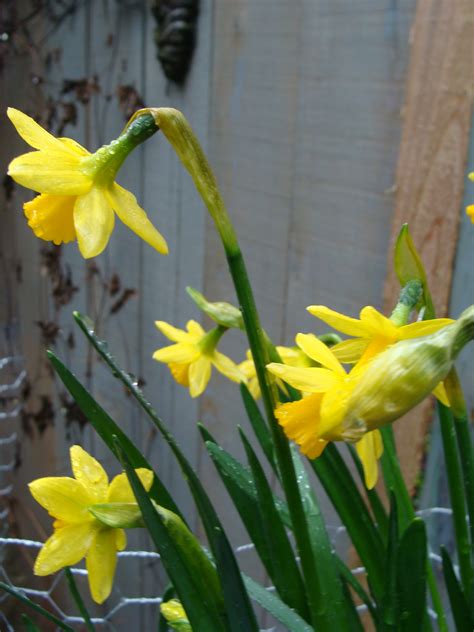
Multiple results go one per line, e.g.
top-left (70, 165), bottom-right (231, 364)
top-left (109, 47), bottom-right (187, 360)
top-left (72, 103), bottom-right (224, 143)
top-left (243, 575), bottom-right (314, 632)
top-left (65, 568), bottom-right (96, 632)
top-left (310, 444), bottom-right (385, 600)
top-left (396, 519), bottom-right (428, 632)
top-left (73, 315), bottom-right (259, 632)
top-left (0, 582), bottom-right (74, 631)
top-left (114, 438), bottom-right (227, 632)
top-left (240, 382), bottom-right (277, 473)
top-left (240, 430), bottom-right (309, 620)
top-left (441, 547), bottom-right (473, 632)
top-left (47, 349), bottom-right (184, 521)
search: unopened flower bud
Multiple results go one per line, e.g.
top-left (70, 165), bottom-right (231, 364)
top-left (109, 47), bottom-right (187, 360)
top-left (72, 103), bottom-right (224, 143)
top-left (160, 599), bottom-right (192, 631)
top-left (186, 286), bottom-right (244, 330)
top-left (342, 305), bottom-right (474, 439)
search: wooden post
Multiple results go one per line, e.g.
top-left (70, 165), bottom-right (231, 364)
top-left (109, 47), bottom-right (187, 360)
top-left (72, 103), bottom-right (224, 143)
top-left (383, 0), bottom-right (474, 493)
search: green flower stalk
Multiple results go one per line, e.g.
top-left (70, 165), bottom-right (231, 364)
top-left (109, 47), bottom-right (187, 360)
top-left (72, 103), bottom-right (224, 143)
top-left (343, 305), bottom-right (474, 438)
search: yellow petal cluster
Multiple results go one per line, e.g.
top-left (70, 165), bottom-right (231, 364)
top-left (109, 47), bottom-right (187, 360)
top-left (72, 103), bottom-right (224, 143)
top-left (7, 108), bottom-right (168, 258)
top-left (308, 304), bottom-right (452, 405)
top-left (29, 445), bottom-right (153, 604)
top-left (267, 305), bottom-right (455, 489)
top-left (153, 320), bottom-right (246, 398)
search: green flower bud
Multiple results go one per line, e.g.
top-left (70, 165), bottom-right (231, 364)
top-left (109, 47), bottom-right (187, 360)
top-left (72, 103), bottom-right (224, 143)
top-left (342, 305), bottom-right (474, 440)
top-left (393, 224), bottom-right (435, 318)
top-left (186, 286), bottom-right (244, 330)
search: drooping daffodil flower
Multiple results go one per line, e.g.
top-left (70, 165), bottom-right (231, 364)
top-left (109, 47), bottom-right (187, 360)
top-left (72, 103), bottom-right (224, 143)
top-left (7, 107), bottom-right (168, 258)
top-left (267, 333), bottom-right (382, 488)
top-left (307, 304), bottom-right (453, 404)
top-left (153, 320), bottom-right (246, 398)
top-left (29, 445), bottom-right (153, 603)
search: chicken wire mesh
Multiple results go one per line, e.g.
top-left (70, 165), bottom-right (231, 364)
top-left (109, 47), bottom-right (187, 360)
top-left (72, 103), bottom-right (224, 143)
top-left (0, 509), bottom-right (457, 631)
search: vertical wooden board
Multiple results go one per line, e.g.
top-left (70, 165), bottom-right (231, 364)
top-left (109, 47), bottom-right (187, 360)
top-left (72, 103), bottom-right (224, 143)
top-left (382, 0), bottom-right (473, 491)
top-left (0, 23), bottom-right (59, 543)
top-left (139, 0), bottom-right (213, 532)
top-left (199, 0), bottom-right (304, 595)
top-left (420, 117), bottom-right (474, 566)
top-left (285, 0), bottom-right (416, 339)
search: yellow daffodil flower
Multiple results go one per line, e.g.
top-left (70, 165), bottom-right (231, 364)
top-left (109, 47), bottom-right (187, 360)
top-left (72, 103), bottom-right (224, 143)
top-left (160, 600), bottom-right (192, 631)
top-left (7, 107), bottom-right (168, 258)
top-left (467, 172), bottom-right (474, 222)
top-left (307, 304), bottom-right (452, 404)
top-left (267, 334), bottom-right (382, 488)
top-left (239, 346), bottom-right (312, 399)
top-left (29, 445), bottom-right (153, 604)
top-left (343, 305), bottom-right (474, 435)
top-left (153, 320), bottom-right (245, 398)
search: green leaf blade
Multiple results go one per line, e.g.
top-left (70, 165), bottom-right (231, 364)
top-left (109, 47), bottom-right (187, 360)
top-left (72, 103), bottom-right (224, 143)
top-left (240, 430), bottom-right (309, 620)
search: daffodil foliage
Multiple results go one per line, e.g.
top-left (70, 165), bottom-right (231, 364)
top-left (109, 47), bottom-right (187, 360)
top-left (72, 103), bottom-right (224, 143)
top-left (6, 106), bottom-right (472, 632)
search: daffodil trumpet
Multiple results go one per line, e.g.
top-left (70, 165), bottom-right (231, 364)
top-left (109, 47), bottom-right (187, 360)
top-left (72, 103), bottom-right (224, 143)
top-left (7, 108), bottom-right (167, 258)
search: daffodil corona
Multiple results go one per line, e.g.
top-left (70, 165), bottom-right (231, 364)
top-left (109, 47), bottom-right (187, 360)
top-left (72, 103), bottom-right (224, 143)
top-left (29, 445), bottom-right (153, 603)
top-left (153, 320), bottom-right (246, 397)
top-left (267, 333), bottom-right (383, 488)
top-left (7, 108), bottom-right (168, 258)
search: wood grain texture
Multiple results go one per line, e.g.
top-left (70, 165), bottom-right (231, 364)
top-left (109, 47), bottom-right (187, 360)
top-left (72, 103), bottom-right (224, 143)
top-left (382, 0), bottom-right (474, 493)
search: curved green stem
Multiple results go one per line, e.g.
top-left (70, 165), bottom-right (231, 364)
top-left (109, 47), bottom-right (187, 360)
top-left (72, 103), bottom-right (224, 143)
top-left (153, 107), bottom-right (335, 629)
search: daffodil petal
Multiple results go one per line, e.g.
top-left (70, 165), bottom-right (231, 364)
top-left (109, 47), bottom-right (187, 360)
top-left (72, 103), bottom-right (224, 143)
top-left (359, 306), bottom-right (397, 338)
top-left (277, 346), bottom-right (312, 367)
top-left (212, 351), bottom-right (246, 383)
top-left (331, 338), bottom-right (369, 363)
top-left (7, 108), bottom-right (75, 153)
top-left (74, 186), bottom-right (115, 258)
top-left (107, 469), bottom-right (154, 503)
top-left (188, 356), bottom-right (212, 397)
top-left (58, 137), bottom-right (90, 156)
top-left (467, 204), bottom-right (474, 222)
top-left (275, 394), bottom-right (327, 459)
top-left (153, 343), bottom-right (199, 364)
top-left (186, 320), bottom-right (205, 338)
top-left (432, 382), bottom-right (450, 406)
top-left (398, 319), bottom-right (454, 340)
top-left (86, 528), bottom-right (118, 604)
top-left (34, 522), bottom-right (94, 576)
top-left (248, 377), bottom-right (261, 400)
top-left (8, 151), bottom-right (91, 195)
top-left (307, 305), bottom-right (369, 337)
top-left (267, 363), bottom-right (339, 393)
top-left (70, 445), bottom-right (108, 503)
top-left (107, 184), bottom-right (168, 254)
top-left (154, 321), bottom-right (188, 343)
top-left (296, 333), bottom-right (345, 374)
top-left (29, 477), bottom-right (94, 522)
top-left (116, 529), bottom-right (127, 552)
top-left (355, 430), bottom-right (383, 489)
top-left (23, 193), bottom-right (76, 245)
